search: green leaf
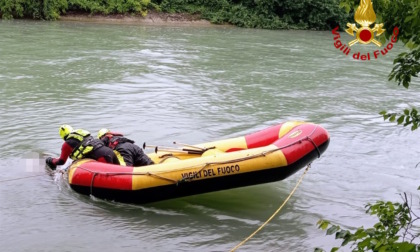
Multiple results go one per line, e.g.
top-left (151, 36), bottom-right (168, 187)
top-left (404, 15), bottom-right (414, 23)
top-left (397, 242), bottom-right (416, 252)
top-left (327, 225), bottom-right (340, 235)
top-left (336, 230), bottom-right (350, 239)
top-left (366, 227), bottom-right (378, 235)
top-left (341, 236), bottom-right (352, 246)
top-left (378, 245), bottom-right (389, 252)
top-left (404, 109), bottom-right (410, 115)
top-left (358, 238), bottom-right (371, 248)
top-left (397, 115), bottom-right (405, 125)
top-left (354, 228), bottom-right (367, 239)
top-left (317, 220), bottom-right (330, 230)
top-left (374, 241), bottom-right (383, 249)
top-left (403, 80), bottom-right (409, 88)
top-left (390, 114), bottom-right (396, 122)
top-left (338, 2), bottom-right (351, 13)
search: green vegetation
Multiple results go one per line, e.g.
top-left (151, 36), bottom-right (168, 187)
top-left (0, 0), bottom-right (350, 30)
top-left (378, 0), bottom-right (420, 131)
top-left (67, 0), bottom-right (152, 16)
top-left (316, 195), bottom-right (420, 252)
top-left (156, 0), bottom-right (350, 30)
top-left (0, 0), bottom-right (153, 20)
top-left (0, 0), bottom-right (66, 20)
top-left (316, 0), bottom-right (420, 251)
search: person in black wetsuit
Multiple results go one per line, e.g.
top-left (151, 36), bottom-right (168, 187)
top-left (46, 125), bottom-right (119, 170)
top-left (97, 128), bottom-right (154, 167)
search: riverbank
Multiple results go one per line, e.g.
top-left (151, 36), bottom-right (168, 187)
top-left (59, 11), bottom-right (215, 26)
top-left (0, 0), bottom-right (349, 30)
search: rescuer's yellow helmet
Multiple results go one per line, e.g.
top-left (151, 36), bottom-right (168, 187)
top-left (97, 128), bottom-right (110, 139)
top-left (59, 125), bottom-right (73, 140)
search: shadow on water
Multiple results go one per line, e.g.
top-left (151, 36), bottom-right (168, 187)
top-left (54, 167), bottom-right (298, 217)
top-left (51, 166), bottom-right (311, 250)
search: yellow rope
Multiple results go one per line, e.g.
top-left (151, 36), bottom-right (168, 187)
top-left (230, 163), bottom-right (312, 252)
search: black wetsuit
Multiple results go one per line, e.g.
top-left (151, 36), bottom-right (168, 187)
top-left (101, 136), bottom-right (154, 167)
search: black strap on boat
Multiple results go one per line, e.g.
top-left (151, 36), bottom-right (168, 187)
top-left (305, 136), bottom-right (321, 158)
top-left (90, 172), bottom-right (98, 195)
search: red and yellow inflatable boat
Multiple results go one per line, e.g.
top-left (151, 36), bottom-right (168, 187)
top-left (67, 121), bottom-right (329, 204)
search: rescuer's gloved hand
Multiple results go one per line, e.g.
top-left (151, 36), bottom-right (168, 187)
top-left (46, 157), bottom-right (57, 170)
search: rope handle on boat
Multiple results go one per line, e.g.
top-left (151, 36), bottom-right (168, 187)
top-left (306, 136), bottom-right (321, 158)
top-left (72, 167), bottom-right (180, 195)
top-left (143, 126), bottom-right (322, 184)
top-left (90, 173), bottom-right (98, 195)
top-left (230, 163), bottom-right (312, 252)
top-left (83, 133), bottom-right (320, 185)
top-left (177, 133), bottom-right (320, 184)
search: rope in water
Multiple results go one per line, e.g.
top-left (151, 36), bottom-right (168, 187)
top-left (0, 174), bottom-right (45, 183)
top-left (230, 163), bottom-right (312, 252)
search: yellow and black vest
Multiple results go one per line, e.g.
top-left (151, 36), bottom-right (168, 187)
top-left (68, 129), bottom-right (102, 160)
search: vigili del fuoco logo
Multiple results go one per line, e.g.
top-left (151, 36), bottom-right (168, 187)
top-left (332, 0), bottom-right (399, 61)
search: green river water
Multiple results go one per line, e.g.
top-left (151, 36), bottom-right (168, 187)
top-left (1, 20), bottom-right (420, 251)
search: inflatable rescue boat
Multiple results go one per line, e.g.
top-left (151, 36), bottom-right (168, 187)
top-left (67, 121), bottom-right (329, 204)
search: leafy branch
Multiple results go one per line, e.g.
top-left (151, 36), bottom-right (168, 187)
top-left (378, 0), bottom-right (420, 129)
top-left (389, 48), bottom-right (420, 89)
top-left (315, 193), bottom-right (420, 252)
top-left (379, 108), bottom-right (420, 131)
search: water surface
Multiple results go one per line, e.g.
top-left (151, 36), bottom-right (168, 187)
top-left (1, 20), bottom-right (420, 251)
